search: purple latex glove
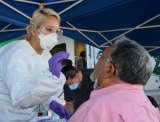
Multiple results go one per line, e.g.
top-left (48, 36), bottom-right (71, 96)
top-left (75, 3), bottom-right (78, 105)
top-left (49, 100), bottom-right (70, 120)
top-left (49, 51), bottom-right (69, 78)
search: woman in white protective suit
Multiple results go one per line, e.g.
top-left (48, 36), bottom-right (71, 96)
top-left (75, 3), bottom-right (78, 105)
top-left (0, 8), bottom-right (70, 122)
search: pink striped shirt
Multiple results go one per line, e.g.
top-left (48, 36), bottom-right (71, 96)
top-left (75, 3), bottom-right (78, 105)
top-left (69, 83), bottom-right (160, 122)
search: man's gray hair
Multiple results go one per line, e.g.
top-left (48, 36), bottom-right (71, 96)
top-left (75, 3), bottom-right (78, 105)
top-left (109, 37), bottom-right (152, 85)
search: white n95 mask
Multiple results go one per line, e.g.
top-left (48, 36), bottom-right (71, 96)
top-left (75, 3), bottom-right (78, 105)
top-left (69, 83), bottom-right (79, 90)
top-left (39, 33), bottom-right (58, 51)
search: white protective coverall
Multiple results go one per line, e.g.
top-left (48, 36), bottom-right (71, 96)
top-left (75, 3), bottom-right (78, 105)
top-left (0, 40), bottom-right (66, 122)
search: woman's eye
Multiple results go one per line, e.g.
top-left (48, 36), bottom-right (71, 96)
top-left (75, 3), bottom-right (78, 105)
top-left (47, 28), bottom-right (53, 32)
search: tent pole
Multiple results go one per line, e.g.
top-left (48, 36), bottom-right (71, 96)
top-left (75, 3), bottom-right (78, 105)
top-left (39, 3), bottom-right (44, 9)
top-left (100, 45), bottom-right (110, 48)
top-left (45, 0), bottom-right (76, 5)
top-left (97, 32), bottom-right (112, 45)
top-left (0, 0), bottom-right (31, 19)
top-left (61, 26), bottom-right (98, 33)
top-left (144, 46), bottom-right (160, 48)
top-left (148, 47), bottom-right (160, 52)
top-left (59, 0), bottom-right (84, 15)
top-left (61, 26), bottom-right (112, 46)
top-left (67, 22), bottom-right (100, 47)
top-left (1, 24), bottom-right (11, 31)
top-left (14, 0), bottom-right (40, 5)
top-left (100, 13), bottom-right (160, 46)
top-left (100, 25), bottom-right (160, 33)
top-left (0, 28), bottom-right (25, 32)
top-left (61, 24), bottom-right (160, 33)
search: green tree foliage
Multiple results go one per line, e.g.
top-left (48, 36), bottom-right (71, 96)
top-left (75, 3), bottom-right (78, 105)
top-left (153, 56), bottom-right (160, 76)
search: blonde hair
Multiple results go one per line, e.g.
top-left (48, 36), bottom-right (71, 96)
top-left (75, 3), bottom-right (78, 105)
top-left (30, 8), bottom-right (60, 29)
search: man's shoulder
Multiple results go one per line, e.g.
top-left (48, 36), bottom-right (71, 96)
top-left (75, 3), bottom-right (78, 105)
top-left (88, 92), bottom-right (111, 104)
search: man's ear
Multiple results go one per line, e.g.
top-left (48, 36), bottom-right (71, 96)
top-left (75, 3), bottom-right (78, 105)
top-left (103, 63), bottom-right (115, 79)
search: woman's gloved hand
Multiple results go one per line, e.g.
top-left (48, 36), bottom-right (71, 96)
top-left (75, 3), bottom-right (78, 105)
top-left (48, 51), bottom-right (69, 78)
top-left (49, 100), bottom-right (70, 120)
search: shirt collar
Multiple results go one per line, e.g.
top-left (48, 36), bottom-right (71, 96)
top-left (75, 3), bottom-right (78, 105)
top-left (90, 83), bottom-right (143, 98)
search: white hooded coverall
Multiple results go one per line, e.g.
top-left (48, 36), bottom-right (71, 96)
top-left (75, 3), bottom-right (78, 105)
top-left (0, 40), bottom-right (65, 122)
